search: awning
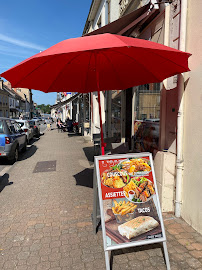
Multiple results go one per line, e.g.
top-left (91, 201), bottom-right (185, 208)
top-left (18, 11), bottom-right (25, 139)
top-left (50, 93), bottom-right (80, 110)
top-left (10, 108), bottom-right (20, 112)
top-left (84, 3), bottom-right (157, 37)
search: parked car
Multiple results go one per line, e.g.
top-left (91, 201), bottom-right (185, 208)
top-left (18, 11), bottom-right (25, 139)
top-left (0, 118), bottom-right (27, 163)
top-left (15, 120), bottom-right (34, 144)
top-left (33, 117), bottom-right (45, 124)
top-left (29, 120), bottom-right (40, 138)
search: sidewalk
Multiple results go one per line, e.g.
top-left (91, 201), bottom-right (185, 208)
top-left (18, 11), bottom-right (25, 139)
top-left (0, 128), bottom-right (201, 270)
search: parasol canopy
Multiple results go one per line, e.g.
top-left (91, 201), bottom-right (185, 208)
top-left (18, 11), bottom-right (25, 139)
top-left (1, 33), bottom-right (191, 93)
top-left (0, 33), bottom-right (191, 155)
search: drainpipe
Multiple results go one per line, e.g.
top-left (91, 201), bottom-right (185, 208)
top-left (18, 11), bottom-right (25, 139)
top-left (175, 0), bottom-right (188, 217)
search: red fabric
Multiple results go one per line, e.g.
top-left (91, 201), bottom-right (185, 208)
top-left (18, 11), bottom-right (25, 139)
top-left (1, 33), bottom-right (191, 93)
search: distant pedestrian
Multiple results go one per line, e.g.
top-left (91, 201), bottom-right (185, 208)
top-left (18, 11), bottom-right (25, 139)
top-left (57, 119), bottom-right (66, 132)
top-left (47, 117), bottom-right (51, 131)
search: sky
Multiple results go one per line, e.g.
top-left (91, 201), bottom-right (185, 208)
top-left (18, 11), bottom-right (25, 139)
top-left (0, 0), bottom-right (92, 105)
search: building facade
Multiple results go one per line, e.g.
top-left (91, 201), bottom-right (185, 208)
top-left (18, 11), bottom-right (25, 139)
top-left (0, 79), bottom-right (9, 117)
top-left (82, 0), bottom-right (202, 234)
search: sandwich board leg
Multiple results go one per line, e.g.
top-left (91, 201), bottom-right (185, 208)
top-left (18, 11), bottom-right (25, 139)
top-left (163, 241), bottom-right (170, 270)
top-left (93, 169), bottom-right (98, 234)
top-left (105, 251), bottom-right (110, 270)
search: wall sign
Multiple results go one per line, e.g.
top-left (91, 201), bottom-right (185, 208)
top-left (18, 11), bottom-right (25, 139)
top-left (94, 153), bottom-right (170, 270)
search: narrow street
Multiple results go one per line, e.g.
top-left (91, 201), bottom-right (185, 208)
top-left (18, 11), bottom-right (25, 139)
top-left (0, 127), bottom-right (202, 270)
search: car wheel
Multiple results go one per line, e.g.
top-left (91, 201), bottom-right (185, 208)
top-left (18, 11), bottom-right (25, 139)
top-left (8, 147), bottom-right (19, 164)
top-left (14, 147), bottom-right (19, 162)
top-left (22, 140), bottom-right (27, 152)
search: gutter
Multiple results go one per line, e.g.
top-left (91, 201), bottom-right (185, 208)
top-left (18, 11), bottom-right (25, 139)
top-left (175, 0), bottom-right (188, 217)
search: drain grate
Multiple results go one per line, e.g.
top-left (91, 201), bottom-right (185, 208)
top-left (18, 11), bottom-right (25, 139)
top-left (33, 160), bottom-right (56, 173)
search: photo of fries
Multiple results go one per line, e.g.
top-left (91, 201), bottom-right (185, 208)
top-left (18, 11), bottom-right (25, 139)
top-left (112, 200), bottom-right (137, 216)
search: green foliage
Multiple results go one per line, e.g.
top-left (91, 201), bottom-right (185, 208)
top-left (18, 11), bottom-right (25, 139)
top-left (37, 104), bottom-right (51, 114)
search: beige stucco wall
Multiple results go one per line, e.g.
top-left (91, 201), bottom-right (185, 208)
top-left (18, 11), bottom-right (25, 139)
top-left (181, 0), bottom-right (202, 234)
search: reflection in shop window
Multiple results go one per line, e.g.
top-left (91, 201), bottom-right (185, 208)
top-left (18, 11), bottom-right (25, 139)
top-left (111, 90), bottom-right (121, 142)
top-left (134, 83), bottom-right (160, 154)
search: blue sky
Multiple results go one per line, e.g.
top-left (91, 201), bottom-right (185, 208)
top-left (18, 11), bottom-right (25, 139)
top-left (0, 0), bottom-right (92, 105)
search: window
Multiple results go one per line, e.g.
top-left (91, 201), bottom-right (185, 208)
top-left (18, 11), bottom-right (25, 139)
top-left (108, 0), bottom-right (111, 23)
top-left (0, 110), bottom-right (3, 117)
top-left (6, 120), bottom-right (14, 134)
top-left (97, 16), bottom-right (101, 29)
top-left (10, 120), bottom-right (21, 133)
top-left (0, 95), bottom-right (2, 105)
top-left (14, 122), bottom-right (22, 133)
top-left (134, 83), bottom-right (161, 154)
top-left (135, 83), bottom-right (160, 120)
top-left (29, 121), bottom-right (35, 127)
top-left (17, 122), bottom-right (24, 128)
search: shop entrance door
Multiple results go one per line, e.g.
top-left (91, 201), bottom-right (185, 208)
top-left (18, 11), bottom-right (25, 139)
top-left (125, 88), bottom-right (133, 149)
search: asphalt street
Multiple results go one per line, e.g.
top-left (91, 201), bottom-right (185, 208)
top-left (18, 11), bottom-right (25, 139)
top-left (0, 123), bottom-right (47, 173)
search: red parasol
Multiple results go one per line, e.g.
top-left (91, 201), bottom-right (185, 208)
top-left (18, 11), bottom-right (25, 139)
top-left (1, 33), bottom-right (191, 154)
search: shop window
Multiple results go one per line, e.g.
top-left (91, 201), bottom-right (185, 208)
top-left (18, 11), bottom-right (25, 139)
top-left (111, 90), bottom-right (121, 142)
top-left (0, 110), bottom-right (3, 117)
top-left (134, 83), bottom-right (161, 154)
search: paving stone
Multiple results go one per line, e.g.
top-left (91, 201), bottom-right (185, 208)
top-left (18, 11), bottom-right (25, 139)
top-left (192, 243), bottom-right (202, 251)
top-left (186, 257), bottom-right (202, 269)
top-left (189, 250), bottom-right (202, 259)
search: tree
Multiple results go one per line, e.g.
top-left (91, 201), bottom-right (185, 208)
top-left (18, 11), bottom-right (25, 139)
top-left (37, 104), bottom-right (51, 114)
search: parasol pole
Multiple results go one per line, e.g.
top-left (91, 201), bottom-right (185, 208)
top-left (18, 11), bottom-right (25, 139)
top-left (97, 91), bottom-right (105, 155)
top-left (95, 52), bottom-right (106, 155)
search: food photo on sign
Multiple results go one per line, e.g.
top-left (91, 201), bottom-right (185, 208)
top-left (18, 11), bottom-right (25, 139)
top-left (98, 156), bottom-right (163, 245)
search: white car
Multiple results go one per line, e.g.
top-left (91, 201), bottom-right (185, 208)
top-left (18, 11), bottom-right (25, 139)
top-left (16, 120), bottom-right (34, 144)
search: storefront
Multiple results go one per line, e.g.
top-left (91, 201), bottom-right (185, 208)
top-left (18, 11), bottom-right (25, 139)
top-left (84, 2), bottom-right (176, 213)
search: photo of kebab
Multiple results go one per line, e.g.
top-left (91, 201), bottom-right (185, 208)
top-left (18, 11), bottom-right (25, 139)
top-left (120, 158), bottom-right (151, 175)
top-left (123, 177), bottom-right (155, 202)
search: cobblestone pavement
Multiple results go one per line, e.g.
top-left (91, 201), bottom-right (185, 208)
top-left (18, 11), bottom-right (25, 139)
top-left (0, 127), bottom-right (202, 270)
